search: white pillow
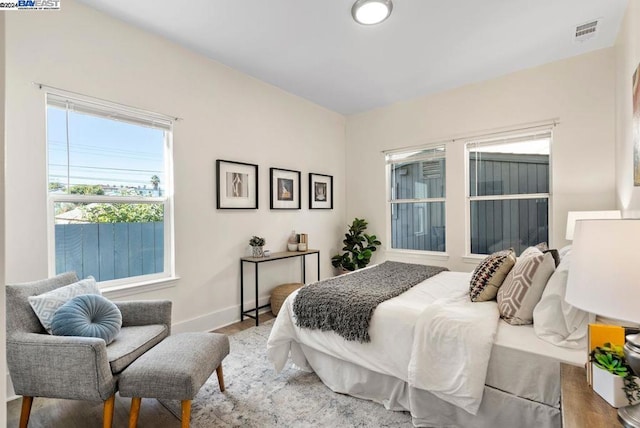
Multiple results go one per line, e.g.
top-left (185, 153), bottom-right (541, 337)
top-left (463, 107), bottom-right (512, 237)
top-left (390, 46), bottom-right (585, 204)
top-left (28, 276), bottom-right (101, 333)
top-left (533, 252), bottom-right (594, 348)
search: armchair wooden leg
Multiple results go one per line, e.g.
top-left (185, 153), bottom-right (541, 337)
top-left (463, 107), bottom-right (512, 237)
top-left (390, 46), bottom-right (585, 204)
top-left (103, 394), bottom-right (115, 428)
top-left (181, 400), bottom-right (191, 428)
top-left (216, 364), bottom-right (225, 392)
top-left (19, 396), bottom-right (33, 428)
top-left (128, 397), bottom-right (142, 428)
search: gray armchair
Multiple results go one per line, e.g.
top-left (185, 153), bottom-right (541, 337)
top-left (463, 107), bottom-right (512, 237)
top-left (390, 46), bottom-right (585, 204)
top-left (6, 272), bottom-right (172, 428)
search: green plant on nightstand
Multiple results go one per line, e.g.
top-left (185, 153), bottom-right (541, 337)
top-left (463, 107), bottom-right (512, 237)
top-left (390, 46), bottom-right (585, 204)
top-left (591, 342), bottom-right (640, 406)
top-left (331, 218), bottom-right (381, 272)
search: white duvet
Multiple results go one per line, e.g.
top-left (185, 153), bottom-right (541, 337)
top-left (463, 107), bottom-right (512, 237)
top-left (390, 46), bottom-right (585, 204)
top-left (266, 271), bottom-right (500, 415)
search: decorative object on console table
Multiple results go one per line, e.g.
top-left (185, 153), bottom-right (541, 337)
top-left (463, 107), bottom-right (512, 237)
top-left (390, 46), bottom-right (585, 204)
top-left (216, 159), bottom-right (259, 209)
top-left (287, 230), bottom-right (299, 251)
top-left (298, 233), bottom-right (308, 251)
top-left (565, 219), bottom-right (640, 427)
top-left (249, 236), bottom-right (265, 258)
top-left (331, 218), bottom-right (381, 272)
top-left (309, 173), bottom-right (333, 209)
top-left (270, 167), bottom-right (301, 210)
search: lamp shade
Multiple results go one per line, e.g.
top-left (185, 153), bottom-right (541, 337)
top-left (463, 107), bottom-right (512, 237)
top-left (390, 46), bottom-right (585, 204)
top-left (565, 210), bottom-right (621, 240)
top-left (565, 219), bottom-right (640, 324)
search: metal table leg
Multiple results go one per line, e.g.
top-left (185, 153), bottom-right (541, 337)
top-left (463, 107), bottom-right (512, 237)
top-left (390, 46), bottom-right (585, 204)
top-left (240, 260), bottom-right (244, 322)
top-left (254, 263), bottom-right (259, 326)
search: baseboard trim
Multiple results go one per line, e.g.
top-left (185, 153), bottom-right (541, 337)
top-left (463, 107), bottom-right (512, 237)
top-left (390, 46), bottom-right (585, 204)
top-left (171, 297), bottom-right (271, 334)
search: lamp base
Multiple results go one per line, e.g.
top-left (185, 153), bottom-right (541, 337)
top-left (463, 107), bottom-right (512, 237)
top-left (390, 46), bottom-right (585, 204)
top-left (620, 404), bottom-right (640, 427)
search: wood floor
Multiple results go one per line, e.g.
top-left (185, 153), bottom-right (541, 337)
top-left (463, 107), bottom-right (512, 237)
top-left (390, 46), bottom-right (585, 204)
top-left (5, 312), bottom-right (275, 428)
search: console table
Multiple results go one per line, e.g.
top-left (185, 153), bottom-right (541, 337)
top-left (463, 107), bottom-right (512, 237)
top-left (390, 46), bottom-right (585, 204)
top-left (240, 249), bottom-right (320, 326)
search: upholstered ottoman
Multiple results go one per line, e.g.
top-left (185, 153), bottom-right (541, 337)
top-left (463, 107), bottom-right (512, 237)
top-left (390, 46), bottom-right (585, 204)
top-left (119, 332), bottom-right (230, 428)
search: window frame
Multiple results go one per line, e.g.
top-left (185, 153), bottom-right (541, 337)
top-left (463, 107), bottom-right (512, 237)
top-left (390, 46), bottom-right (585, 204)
top-left (385, 143), bottom-right (447, 256)
top-left (45, 90), bottom-right (176, 291)
top-left (464, 129), bottom-right (553, 257)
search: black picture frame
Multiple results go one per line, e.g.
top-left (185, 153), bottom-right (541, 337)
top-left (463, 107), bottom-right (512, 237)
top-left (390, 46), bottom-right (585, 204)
top-left (309, 173), bottom-right (333, 209)
top-left (270, 167), bottom-right (301, 210)
top-left (216, 159), bottom-right (259, 209)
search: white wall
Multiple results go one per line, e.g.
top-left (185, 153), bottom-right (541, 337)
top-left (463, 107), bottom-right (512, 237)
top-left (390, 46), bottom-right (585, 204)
top-left (1, 8), bottom-right (7, 421)
top-left (615, 0), bottom-right (640, 216)
top-left (4, 0), bottom-right (346, 331)
top-left (346, 49), bottom-right (617, 272)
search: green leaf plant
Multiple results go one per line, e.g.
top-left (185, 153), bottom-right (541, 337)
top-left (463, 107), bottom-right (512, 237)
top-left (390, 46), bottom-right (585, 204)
top-left (331, 218), bottom-right (382, 272)
top-left (591, 342), bottom-right (640, 404)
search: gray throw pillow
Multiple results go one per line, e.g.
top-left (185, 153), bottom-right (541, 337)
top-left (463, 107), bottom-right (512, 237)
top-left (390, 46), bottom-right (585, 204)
top-left (28, 276), bottom-right (101, 333)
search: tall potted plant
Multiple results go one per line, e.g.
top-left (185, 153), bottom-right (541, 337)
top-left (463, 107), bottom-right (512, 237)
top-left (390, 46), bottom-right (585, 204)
top-left (331, 218), bottom-right (381, 272)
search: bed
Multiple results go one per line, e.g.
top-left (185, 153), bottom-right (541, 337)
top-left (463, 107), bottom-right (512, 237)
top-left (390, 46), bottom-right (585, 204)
top-left (266, 266), bottom-right (587, 428)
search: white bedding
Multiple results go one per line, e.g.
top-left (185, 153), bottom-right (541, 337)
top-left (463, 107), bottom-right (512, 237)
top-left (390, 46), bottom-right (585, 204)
top-left (266, 270), bottom-right (587, 416)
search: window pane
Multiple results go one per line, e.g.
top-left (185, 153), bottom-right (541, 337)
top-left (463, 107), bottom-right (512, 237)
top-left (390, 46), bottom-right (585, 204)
top-left (47, 106), bottom-right (165, 197)
top-left (390, 159), bottom-right (445, 200)
top-left (54, 202), bottom-right (164, 281)
top-left (391, 202), bottom-right (445, 251)
top-left (469, 138), bottom-right (549, 197)
top-left (470, 198), bottom-right (548, 255)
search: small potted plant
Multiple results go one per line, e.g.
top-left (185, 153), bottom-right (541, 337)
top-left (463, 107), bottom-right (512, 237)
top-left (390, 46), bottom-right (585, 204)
top-left (331, 218), bottom-right (381, 273)
top-left (249, 236), bottom-right (266, 258)
top-left (591, 342), bottom-right (640, 407)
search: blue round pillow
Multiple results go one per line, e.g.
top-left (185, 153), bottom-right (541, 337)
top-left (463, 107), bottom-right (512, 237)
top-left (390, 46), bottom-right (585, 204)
top-left (51, 294), bottom-right (122, 345)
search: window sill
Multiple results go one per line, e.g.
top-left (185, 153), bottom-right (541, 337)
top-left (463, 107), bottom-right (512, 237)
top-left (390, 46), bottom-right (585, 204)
top-left (102, 276), bottom-right (180, 299)
top-left (462, 255), bottom-right (487, 264)
top-left (385, 249), bottom-right (449, 262)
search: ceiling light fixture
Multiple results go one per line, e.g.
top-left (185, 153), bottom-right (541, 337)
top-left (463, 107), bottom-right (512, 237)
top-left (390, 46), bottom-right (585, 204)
top-left (351, 0), bottom-right (393, 25)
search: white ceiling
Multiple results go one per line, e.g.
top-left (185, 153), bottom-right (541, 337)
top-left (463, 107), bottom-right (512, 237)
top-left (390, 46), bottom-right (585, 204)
top-left (78, 0), bottom-right (628, 115)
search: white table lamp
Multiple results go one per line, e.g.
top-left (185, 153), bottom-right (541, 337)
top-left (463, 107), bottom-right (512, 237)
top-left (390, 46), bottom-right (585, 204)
top-left (565, 210), bottom-right (621, 240)
top-left (565, 219), bottom-right (640, 426)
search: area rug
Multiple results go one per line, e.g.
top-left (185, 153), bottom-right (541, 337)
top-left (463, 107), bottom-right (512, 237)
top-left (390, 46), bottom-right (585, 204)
top-left (160, 321), bottom-right (413, 427)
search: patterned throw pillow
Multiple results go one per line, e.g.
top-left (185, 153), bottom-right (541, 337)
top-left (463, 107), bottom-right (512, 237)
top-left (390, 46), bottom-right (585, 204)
top-left (497, 252), bottom-right (556, 325)
top-left (469, 249), bottom-right (516, 302)
top-left (28, 276), bottom-right (101, 333)
top-left (519, 246), bottom-right (544, 259)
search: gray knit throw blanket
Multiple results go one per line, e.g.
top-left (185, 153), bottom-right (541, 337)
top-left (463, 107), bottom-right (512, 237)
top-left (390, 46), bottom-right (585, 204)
top-left (293, 261), bottom-right (448, 343)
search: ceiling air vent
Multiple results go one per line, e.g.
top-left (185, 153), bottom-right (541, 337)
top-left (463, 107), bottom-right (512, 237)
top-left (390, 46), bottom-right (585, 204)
top-left (574, 19), bottom-right (599, 43)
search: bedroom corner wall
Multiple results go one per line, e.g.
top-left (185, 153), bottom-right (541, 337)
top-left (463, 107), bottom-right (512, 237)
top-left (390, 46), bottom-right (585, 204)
top-left (345, 49), bottom-right (617, 272)
top-left (4, 0), bottom-right (346, 332)
top-left (1, 8), bottom-right (7, 416)
top-left (615, 0), bottom-right (640, 217)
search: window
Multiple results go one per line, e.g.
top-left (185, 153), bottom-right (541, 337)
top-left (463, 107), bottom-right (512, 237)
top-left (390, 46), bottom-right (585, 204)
top-left (47, 92), bottom-right (174, 287)
top-left (467, 131), bottom-right (551, 256)
top-left (386, 145), bottom-right (446, 252)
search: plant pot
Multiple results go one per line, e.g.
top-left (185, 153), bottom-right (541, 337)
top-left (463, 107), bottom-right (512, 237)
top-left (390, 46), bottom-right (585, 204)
top-left (251, 246), bottom-right (264, 258)
top-left (592, 363), bottom-right (640, 408)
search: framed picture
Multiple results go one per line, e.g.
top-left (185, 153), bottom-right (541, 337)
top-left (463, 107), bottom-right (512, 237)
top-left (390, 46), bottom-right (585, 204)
top-left (309, 173), bottom-right (333, 209)
top-left (633, 62), bottom-right (640, 186)
top-left (216, 159), bottom-right (258, 209)
top-left (270, 168), bottom-right (301, 209)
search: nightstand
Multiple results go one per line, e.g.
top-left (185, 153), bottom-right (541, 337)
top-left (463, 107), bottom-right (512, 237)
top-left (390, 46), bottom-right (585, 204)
top-left (561, 363), bottom-right (622, 427)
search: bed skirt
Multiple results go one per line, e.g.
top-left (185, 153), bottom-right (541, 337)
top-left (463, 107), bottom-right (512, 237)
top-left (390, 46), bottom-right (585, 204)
top-left (297, 343), bottom-right (561, 428)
